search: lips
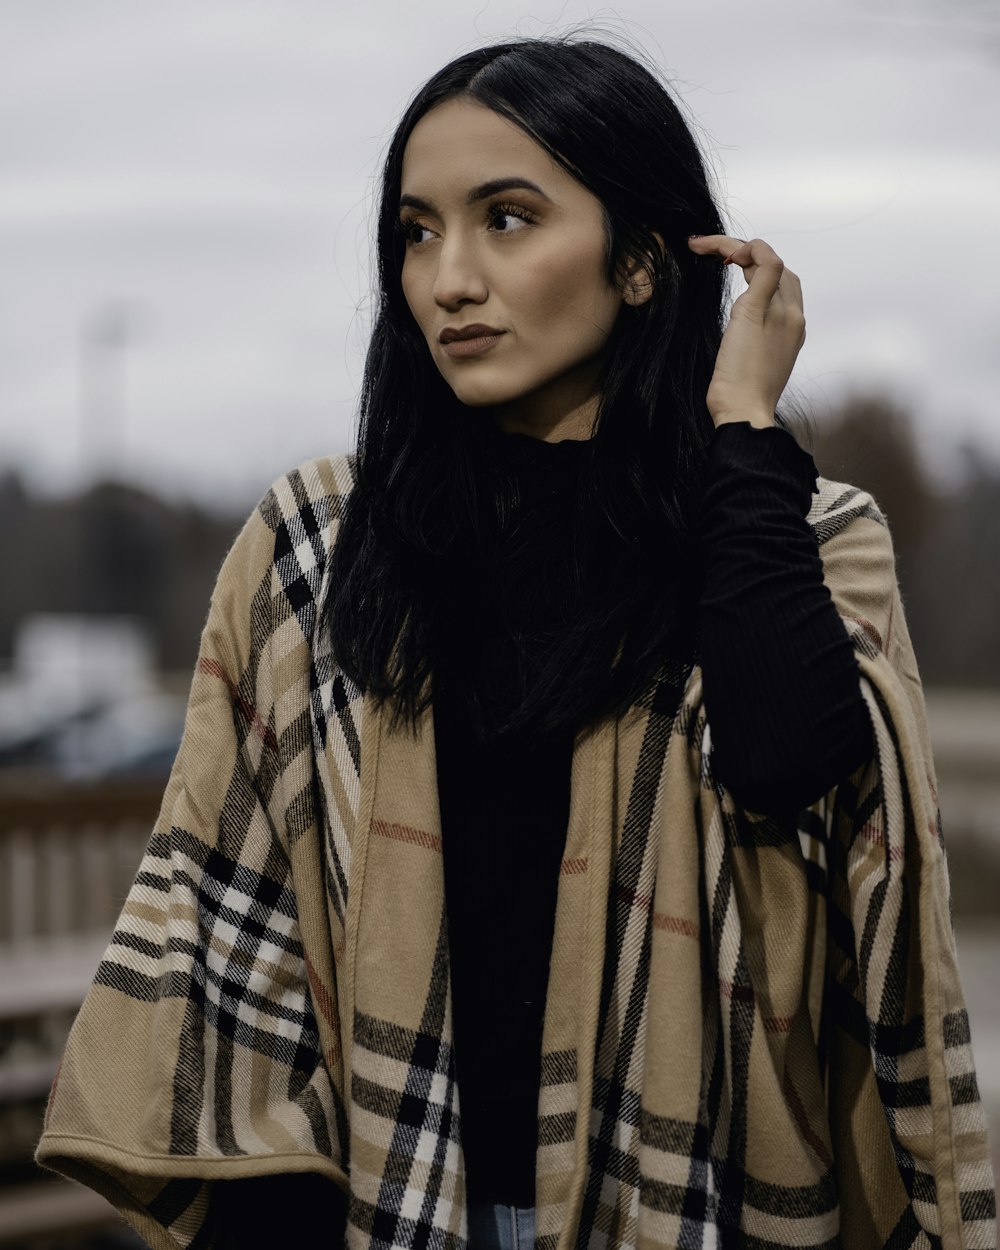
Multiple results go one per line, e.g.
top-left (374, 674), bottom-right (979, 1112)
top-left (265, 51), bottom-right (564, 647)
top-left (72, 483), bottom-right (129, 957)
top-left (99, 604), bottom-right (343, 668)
top-left (439, 323), bottom-right (504, 344)
top-left (438, 323), bottom-right (507, 360)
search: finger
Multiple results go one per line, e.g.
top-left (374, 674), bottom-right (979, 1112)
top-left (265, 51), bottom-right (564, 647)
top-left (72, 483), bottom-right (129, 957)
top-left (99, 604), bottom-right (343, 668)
top-left (771, 266), bottom-right (804, 316)
top-left (688, 233), bottom-right (777, 291)
top-left (727, 238), bottom-right (784, 312)
top-left (687, 234), bottom-right (749, 263)
top-left (765, 267), bottom-right (806, 344)
top-left (688, 235), bottom-right (766, 292)
top-left (689, 235), bottom-right (799, 319)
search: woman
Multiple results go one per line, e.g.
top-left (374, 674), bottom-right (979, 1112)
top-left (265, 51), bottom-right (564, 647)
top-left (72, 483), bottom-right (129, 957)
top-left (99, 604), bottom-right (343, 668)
top-left (36, 37), bottom-right (995, 1250)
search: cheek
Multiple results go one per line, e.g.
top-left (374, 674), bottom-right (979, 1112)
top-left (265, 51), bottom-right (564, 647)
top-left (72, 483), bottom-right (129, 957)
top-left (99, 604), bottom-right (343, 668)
top-left (515, 236), bottom-right (617, 331)
top-left (400, 265), bottom-right (428, 331)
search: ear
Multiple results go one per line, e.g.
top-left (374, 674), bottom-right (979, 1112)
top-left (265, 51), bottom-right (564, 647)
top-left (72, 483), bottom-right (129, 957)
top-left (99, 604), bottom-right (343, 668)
top-left (621, 230), bottom-right (665, 307)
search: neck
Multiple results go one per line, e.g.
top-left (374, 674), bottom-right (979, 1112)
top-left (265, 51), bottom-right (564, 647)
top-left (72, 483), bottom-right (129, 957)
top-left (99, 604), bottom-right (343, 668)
top-left (489, 361), bottom-right (602, 442)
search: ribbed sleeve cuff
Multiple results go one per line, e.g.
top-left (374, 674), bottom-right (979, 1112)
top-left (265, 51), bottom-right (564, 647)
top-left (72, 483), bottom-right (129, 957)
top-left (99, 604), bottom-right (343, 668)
top-left (706, 421), bottom-right (819, 515)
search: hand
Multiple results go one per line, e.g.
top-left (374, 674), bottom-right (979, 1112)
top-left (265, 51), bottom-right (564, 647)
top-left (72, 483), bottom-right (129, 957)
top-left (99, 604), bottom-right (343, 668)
top-left (686, 235), bottom-right (806, 429)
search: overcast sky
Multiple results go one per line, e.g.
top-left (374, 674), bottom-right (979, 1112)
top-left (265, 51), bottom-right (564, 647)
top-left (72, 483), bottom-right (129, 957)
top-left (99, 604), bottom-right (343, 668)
top-left (2, 0), bottom-right (998, 510)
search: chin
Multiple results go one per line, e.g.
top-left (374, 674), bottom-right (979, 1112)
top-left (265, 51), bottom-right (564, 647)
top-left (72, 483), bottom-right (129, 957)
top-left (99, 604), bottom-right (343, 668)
top-left (442, 375), bottom-right (525, 409)
top-left (452, 391), bottom-right (511, 409)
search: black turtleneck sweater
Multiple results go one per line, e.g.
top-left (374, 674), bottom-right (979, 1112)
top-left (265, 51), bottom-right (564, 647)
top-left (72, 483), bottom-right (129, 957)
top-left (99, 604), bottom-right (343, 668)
top-left (433, 420), bottom-right (876, 1207)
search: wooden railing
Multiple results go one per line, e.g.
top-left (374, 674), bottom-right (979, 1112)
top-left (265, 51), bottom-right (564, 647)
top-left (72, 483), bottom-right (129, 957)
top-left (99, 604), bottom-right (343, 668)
top-left (0, 782), bottom-right (161, 949)
top-left (0, 781), bottom-right (163, 1245)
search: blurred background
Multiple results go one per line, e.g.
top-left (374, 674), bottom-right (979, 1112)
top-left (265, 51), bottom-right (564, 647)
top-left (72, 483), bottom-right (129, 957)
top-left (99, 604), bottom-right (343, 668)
top-left (1, 0), bottom-right (997, 1244)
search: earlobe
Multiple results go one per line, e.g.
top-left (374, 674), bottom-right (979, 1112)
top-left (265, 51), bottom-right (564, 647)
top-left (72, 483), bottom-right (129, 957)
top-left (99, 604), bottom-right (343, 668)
top-left (622, 265), bottom-right (655, 307)
top-left (621, 230), bottom-right (666, 307)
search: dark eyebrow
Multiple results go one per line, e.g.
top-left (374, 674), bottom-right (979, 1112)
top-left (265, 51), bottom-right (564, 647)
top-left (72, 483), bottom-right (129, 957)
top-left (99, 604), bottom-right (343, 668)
top-left (398, 177), bottom-right (553, 214)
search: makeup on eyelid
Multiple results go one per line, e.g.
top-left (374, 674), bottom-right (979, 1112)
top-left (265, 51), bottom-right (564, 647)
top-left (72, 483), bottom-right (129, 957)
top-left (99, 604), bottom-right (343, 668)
top-left (396, 202), bottom-right (539, 248)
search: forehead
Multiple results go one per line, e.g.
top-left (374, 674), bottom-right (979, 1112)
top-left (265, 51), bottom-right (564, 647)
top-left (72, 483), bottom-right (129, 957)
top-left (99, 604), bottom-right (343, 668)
top-left (400, 96), bottom-right (564, 193)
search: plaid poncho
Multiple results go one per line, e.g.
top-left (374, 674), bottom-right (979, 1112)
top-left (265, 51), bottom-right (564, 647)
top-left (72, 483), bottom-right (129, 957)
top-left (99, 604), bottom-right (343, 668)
top-left (36, 453), bottom-right (997, 1249)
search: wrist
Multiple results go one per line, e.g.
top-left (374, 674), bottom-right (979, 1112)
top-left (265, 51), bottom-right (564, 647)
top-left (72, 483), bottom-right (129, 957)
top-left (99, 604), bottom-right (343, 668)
top-left (712, 412), bottom-right (776, 430)
top-left (705, 420), bottom-right (820, 505)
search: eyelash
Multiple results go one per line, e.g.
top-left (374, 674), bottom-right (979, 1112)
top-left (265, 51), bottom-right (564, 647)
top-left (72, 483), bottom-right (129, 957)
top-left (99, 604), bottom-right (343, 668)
top-left (395, 201), bottom-right (538, 247)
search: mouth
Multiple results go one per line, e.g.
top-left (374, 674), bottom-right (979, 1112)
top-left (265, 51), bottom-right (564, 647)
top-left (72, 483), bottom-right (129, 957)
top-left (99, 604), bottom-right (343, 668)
top-left (442, 332), bottom-right (505, 357)
top-left (437, 325), bottom-right (505, 360)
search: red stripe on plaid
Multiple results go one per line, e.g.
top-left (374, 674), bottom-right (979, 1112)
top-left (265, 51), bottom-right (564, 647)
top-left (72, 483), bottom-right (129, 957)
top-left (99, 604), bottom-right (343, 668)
top-left (305, 953), bottom-right (342, 1070)
top-left (886, 591), bottom-right (895, 653)
top-left (196, 656), bottom-right (279, 752)
top-left (845, 614), bottom-right (884, 653)
top-left (653, 913), bottom-right (700, 940)
top-left (561, 856), bottom-right (589, 875)
top-left (859, 817), bottom-right (904, 862)
top-left (614, 886), bottom-right (702, 942)
top-left (783, 1068), bottom-right (834, 1168)
top-left (764, 1016), bottom-right (793, 1034)
top-left (370, 818), bottom-right (442, 852)
top-left (617, 881), bottom-right (653, 909)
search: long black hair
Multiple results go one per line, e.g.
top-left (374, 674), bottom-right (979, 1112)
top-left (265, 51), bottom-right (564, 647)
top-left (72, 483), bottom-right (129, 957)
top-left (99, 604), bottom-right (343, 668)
top-left (325, 35), bottom-right (756, 741)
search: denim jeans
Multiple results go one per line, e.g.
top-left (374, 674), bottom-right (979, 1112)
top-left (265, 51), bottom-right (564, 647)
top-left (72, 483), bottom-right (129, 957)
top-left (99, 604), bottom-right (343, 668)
top-left (466, 1200), bottom-right (536, 1250)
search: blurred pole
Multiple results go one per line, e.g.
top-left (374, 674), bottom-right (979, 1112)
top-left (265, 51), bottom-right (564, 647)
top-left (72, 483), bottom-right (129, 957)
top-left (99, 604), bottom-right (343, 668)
top-left (75, 301), bottom-right (143, 624)
top-left (79, 300), bottom-right (139, 484)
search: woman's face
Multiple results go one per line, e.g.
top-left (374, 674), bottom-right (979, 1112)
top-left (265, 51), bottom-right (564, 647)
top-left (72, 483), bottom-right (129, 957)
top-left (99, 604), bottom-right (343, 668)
top-left (398, 96), bottom-right (638, 441)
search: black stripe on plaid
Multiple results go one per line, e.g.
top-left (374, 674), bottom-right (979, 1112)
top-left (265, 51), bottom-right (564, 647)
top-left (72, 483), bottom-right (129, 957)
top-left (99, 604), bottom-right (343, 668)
top-left (961, 1188), bottom-right (998, 1222)
top-left (146, 1177), bottom-right (204, 1227)
top-left (850, 687), bottom-right (920, 1055)
top-left (724, 804), bottom-right (802, 850)
top-left (320, 787), bottom-right (352, 931)
top-left (187, 851), bottom-right (318, 1066)
top-left (309, 641), bottom-right (364, 928)
top-left (299, 461), bottom-right (362, 766)
top-left (348, 1197), bottom-right (466, 1250)
top-left (226, 570), bottom-right (285, 817)
top-left (796, 804), bottom-right (830, 897)
top-left (97, 826), bottom-right (321, 1078)
top-left (943, 1009), bottom-right (971, 1048)
top-left (808, 486), bottom-right (887, 547)
top-left (881, 1203), bottom-right (931, 1250)
top-left (537, 1046), bottom-right (578, 1188)
top-left (740, 1234), bottom-right (839, 1250)
top-left (828, 675), bottom-right (990, 1239)
top-left (265, 468), bottom-right (331, 635)
top-left (352, 911), bottom-right (464, 1250)
top-left (742, 1170), bottom-right (838, 1216)
top-left (578, 657), bottom-right (691, 1246)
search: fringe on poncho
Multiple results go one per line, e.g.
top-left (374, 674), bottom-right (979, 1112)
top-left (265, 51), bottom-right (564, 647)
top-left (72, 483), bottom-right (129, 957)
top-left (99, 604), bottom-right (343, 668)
top-left (36, 454), bottom-right (997, 1248)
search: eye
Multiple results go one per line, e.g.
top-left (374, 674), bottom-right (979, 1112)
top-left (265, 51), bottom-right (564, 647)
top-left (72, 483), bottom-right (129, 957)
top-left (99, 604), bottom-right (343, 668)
top-left (396, 217), bottom-right (433, 247)
top-left (487, 202), bottom-right (537, 234)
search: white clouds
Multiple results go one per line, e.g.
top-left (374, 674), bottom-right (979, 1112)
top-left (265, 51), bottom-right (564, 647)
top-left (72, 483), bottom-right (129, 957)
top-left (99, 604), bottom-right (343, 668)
top-left (1, 0), bottom-right (998, 502)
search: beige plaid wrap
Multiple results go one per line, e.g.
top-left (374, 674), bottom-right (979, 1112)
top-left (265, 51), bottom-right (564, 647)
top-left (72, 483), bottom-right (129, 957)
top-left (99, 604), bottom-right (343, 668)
top-left (36, 454), bottom-right (996, 1248)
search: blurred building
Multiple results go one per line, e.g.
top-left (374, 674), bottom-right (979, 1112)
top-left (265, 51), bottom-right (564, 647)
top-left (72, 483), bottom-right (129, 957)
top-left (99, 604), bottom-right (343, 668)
top-left (0, 614), bottom-right (185, 783)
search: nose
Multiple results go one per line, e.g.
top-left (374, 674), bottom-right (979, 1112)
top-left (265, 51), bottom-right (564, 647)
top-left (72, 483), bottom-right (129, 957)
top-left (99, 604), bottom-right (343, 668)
top-left (432, 234), bottom-right (488, 310)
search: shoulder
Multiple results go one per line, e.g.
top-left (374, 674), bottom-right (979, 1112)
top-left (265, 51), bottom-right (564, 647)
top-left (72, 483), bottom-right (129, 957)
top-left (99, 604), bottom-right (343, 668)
top-left (256, 453), bottom-right (359, 548)
top-left (807, 474), bottom-right (888, 546)
top-left (222, 454), bottom-right (358, 572)
top-left (807, 473), bottom-right (895, 569)
top-left (208, 453), bottom-right (358, 648)
top-left (807, 474), bottom-right (900, 656)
